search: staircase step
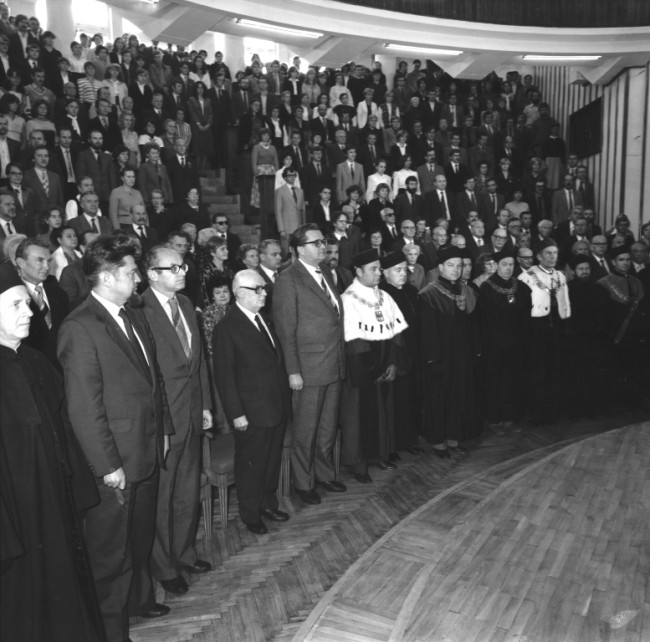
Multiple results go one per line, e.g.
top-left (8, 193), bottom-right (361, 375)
top-left (203, 194), bottom-right (238, 205)
top-left (207, 203), bottom-right (240, 215)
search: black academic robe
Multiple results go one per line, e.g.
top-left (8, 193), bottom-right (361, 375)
top-left (380, 281), bottom-right (421, 450)
top-left (0, 344), bottom-right (104, 642)
top-left (477, 275), bottom-right (531, 423)
top-left (419, 277), bottom-right (481, 444)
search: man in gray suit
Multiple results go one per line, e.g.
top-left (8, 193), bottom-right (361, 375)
top-left (142, 246), bottom-right (213, 596)
top-left (275, 169), bottom-right (305, 254)
top-left (273, 223), bottom-right (347, 504)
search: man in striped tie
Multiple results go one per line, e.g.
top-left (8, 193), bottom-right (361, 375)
top-left (142, 245), bottom-right (213, 596)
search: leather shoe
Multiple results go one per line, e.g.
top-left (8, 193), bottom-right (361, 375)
top-left (376, 461), bottom-right (397, 471)
top-left (448, 445), bottom-right (468, 455)
top-left (140, 603), bottom-right (170, 618)
top-left (354, 472), bottom-right (373, 484)
top-left (407, 445), bottom-right (425, 454)
top-left (244, 520), bottom-right (268, 535)
top-left (316, 480), bottom-right (347, 492)
top-left (388, 451), bottom-right (401, 462)
top-left (433, 448), bottom-right (451, 459)
top-left (180, 559), bottom-right (212, 574)
top-left (294, 488), bottom-right (321, 504)
top-left (261, 508), bottom-right (290, 522)
top-left (160, 576), bottom-right (189, 595)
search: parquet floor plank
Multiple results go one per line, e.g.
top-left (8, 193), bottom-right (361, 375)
top-left (128, 413), bottom-right (649, 642)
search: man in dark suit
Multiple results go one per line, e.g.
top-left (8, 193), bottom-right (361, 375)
top-left (214, 269), bottom-right (290, 534)
top-left (310, 186), bottom-right (334, 233)
top-left (551, 174), bottom-right (583, 225)
top-left (122, 204), bottom-right (160, 253)
top-left (310, 104), bottom-right (335, 145)
top-left (56, 97), bottom-right (88, 146)
top-left (58, 235), bottom-right (174, 642)
top-left (15, 237), bottom-right (68, 365)
top-left (301, 146), bottom-right (332, 207)
top-left (76, 130), bottom-right (116, 213)
top-left (212, 213), bottom-right (242, 263)
top-left (356, 132), bottom-right (382, 179)
top-left (478, 179), bottom-right (506, 231)
top-left (393, 176), bottom-right (423, 224)
top-left (0, 114), bottom-right (21, 185)
top-left (282, 131), bottom-right (307, 173)
top-left (273, 224), bottom-right (347, 504)
top-left (326, 129), bottom-right (349, 177)
top-left (129, 69), bottom-right (155, 117)
top-left (49, 127), bottom-right (80, 202)
top-left (164, 78), bottom-right (188, 115)
top-left (256, 239), bottom-right (283, 319)
top-left (68, 192), bottom-right (113, 236)
top-left (142, 246), bottom-right (213, 595)
top-left (380, 209), bottom-right (400, 253)
top-left (455, 176), bottom-right (480, 225)
top-left (87, 98), bottom-right (122, 152)
top-left (208, 74), bottom-right (231, 168)
top-left (444, 150), bottom-right (471, 194)
top-left (0, 166), bottom-right (33, 235)
top-left (468, 134), bottom-right (495, 176)
top-left (423, 174), bottom-right (456, 228)
top-left (137, 92), bottom-right (171, 137)
top-left (8, 14), bottom-right (38, 61)
top-left (21, 146), bottom-right (65, 213)
top-left (166, 138), bottom-right (198, 204)
top-left (527, 179), bottom-right (552, 224)
top-left (322, 236), bottom-right (354, 294)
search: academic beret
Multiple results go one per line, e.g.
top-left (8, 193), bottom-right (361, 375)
top-left (536, 238), bottom-right (557, 252)
top-left (610, 245), bottom-right (632, 258)
top-left (380, 252), bottom-right (407, 270)
top-left (353, 249), bottom-right (381, 268)
top-left (0, 262), bottom-right (24, 295)
top-left (437, 246), bottom-right (463, 263)
top-left (567, 254), bottom-right (594, 270)
top-left (493, 249), bottom-right (516, 264)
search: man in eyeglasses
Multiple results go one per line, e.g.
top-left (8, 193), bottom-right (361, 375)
top-left (273, 224), bottom-right (346, 505)
top-left (214, 270), bottom-right (290, 534)
top-left (142, 245), bottom-right (213, 595)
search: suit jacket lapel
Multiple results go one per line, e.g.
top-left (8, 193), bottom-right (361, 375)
top-left (232, 304), bottom-right (277, 357)
top-left (295, 261), bottom-right (340, 314)
top-left (143, 288), bottom-right (188, 365)
top-left (88, 296), bottom-right (152, 384)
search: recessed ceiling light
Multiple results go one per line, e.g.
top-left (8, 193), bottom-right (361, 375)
top-left (236, 19), bottom-right (323, 39)
top-left (523, 55), bottom-right (601, 61)
top-left (385, 44), bottom-right (463, 56)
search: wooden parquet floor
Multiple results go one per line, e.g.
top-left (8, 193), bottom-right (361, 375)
top-left (129, 410), bottom-right (650, 642)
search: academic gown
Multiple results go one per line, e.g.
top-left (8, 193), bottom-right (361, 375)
top-left (0, 344), bottom-right (104, 642)
top-left (477, 274), bottom-right (531, 423)
top-left (379, 281), bottom-right (421, 450)
top-left (419, 277), bottom-right (481, 444)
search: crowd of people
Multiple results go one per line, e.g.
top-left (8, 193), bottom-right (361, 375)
top-left (0, 8), bottom-right (649, 642)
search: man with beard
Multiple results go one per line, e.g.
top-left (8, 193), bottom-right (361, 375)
top-left (477, 250), bottom-right (531, 429)
top-left (566, 254), bottom-right (612, 417)
top-left (339, 249), bottom-right (407, 483)
top-left (322, 236), bottom-right (353, 294)
top-left (0, 262), bottom-right (104, 642)
top-left (378, 252), bottom-right (423, 457)
top-left (518, 239), bottom-right (571, 425)
top-left (419, 246), bottom-right (481, 457)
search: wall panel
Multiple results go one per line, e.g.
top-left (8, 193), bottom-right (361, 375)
top-left (534, 64), bottom-right (649, 233)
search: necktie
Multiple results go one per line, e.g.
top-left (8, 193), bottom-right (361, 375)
top-left (315, 162), bottom-right (321, 176)
top-left (272, 271), bottom-right (278, 282)
top-left (292, 187), bottom-right (297, 203)
top-left (254, 314), bottom-right (275, 350)
top-left (429, 164), bottom-right (434, 174)
top-left (40, 171), bottom-right (49, 196)
top-left (33, 285), bottom-right (52, 329)
top-left (90, 217), bottom-right (98, 232)
top-left (350, 164), bottom-right (355, 179)
top-left (5, 221), bottom-right (13, 235)
top-left (137, 225), bottom-right (145, 237)
top-left (453, 163), bottom-right (458, 173)
top-left (180, 156), bottom-right (185, 167)
top-left (440, 191), bottom-right (449, 219)
top-left (64, 149), bottom-right (75, 181)
top-left (477, 237), bottom-right (484, 246)
top-left (243, 92), bottom-right (248, 109)
top-left (101, 117), bottom-right (108, 128)
top-left (370, 146), bottom-right (375, 162)
top-left (568, 190), bottom-right (574, 210)
top-left (315, 269), bottom-right (339, 316)
top-left (13, 188), bottom-right (22, 206)
top-left (169, 296), bottom-right (191, 360)
top-left (118, 309), bottom-right (150, 376)
top-left (490, 193), bottom-right (496, 213)
top-left (71, 118), bottom-right (80, 136)
top-left (470, 192), bottom-right (477, 208)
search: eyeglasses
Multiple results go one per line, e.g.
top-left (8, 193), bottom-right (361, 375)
top-left (301, 239), bottom-right (326, 248)
top-left (492, 235), bottom-right (507, 240)
top-left (239, 284), bottom-right (269, 295)
top-left (215, 220), bottom-right (228, 225)
top-left (152, 263), bottom-right (188, 274)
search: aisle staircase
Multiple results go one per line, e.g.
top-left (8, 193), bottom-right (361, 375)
top-left (200, 169), bottom-right (260, 245)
